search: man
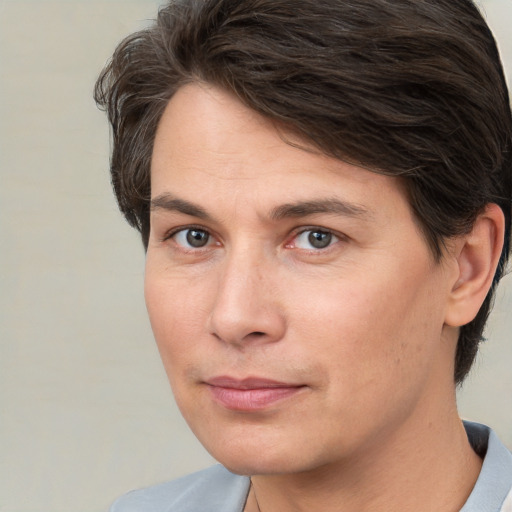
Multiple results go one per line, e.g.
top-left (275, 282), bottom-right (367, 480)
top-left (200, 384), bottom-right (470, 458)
top-left (95, 0), bottom-right (512, 510)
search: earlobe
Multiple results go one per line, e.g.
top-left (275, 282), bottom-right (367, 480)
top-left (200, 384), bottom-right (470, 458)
top-left (444, 204), bottom-right (505, 327)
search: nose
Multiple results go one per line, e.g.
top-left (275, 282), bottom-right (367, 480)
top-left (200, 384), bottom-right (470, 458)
top-left (208, 250), bottom-right (286, 348)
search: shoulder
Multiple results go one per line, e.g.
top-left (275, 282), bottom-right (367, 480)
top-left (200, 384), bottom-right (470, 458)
top-left (462, 421), bottom-right (512, 512)
top-left (109, 465), bottom-right (250, 512)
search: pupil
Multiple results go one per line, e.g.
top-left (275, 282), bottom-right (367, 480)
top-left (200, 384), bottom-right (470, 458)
top-left (308, 231), bottom-right (331, 249)
top-left (186, 229), bottom-right (209, 247)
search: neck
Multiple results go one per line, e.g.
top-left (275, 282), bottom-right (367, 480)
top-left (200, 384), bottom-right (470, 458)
top-left (246, 402), bottom-right (481, 512)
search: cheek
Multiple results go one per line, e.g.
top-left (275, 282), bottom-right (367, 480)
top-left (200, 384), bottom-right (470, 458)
top-left (144, 267), bottom-right (210, 372)
top-left (298, 278), bottom-right (439, 433)
top-left (291, 264), bottom-right (443, 385)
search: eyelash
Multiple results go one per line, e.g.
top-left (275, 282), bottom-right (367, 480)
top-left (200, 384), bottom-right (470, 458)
top-left (163, 225), bottom-right (345, 254)
top-left (288, 227), bottom-right (341, 251)
top-left (162, 225), bottom-right (215, 249)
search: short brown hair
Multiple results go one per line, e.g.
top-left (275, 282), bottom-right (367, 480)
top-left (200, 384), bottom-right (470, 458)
top-left (94, 0), bottom-right (512, 383)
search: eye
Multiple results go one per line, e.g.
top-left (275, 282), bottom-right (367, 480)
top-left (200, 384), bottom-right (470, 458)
top-left (172, 228), bottom-right (212, 248)
top-left (293, 229), bottom-right (339, 250)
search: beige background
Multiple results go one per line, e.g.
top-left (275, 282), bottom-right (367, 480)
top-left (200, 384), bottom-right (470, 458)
top-left (0, 1), bottom-right (510, 511)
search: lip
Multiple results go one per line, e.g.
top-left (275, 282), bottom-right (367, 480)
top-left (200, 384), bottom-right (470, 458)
top-left (205, 376), bottom-right (306, 411)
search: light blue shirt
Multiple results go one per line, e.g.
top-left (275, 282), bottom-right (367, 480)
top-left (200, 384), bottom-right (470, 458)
top-left (461, 422), bottom-right (512, 512)
top-left (110, 422), bottom-right (512, 512)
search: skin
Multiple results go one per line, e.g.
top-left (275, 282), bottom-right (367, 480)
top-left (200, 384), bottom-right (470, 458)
top-left (145, 83), bottom-right (503, 511)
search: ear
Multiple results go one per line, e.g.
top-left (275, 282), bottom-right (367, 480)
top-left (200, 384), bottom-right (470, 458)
top-left (444, 204), bottom-right (505, 328)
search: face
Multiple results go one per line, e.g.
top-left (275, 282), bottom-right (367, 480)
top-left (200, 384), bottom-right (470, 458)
top-left (145, 83), bottom-right (460, 476)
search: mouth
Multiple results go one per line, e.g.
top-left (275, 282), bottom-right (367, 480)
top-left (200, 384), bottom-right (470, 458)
top-left (204, 376), bottom-right (307, 411)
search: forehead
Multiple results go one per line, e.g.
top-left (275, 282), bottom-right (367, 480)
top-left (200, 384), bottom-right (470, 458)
top-left (154, 85), bottom-right (381, 179)
top-left (152, 83), bottom-right (316, 180)
top-left (150, 83), bottom-right (414, 227)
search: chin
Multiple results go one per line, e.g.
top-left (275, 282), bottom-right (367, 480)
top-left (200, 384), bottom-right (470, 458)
top-left (200, 434), bottom-right (322, 477)
top-left (216, 454), bottom-right (301, 477)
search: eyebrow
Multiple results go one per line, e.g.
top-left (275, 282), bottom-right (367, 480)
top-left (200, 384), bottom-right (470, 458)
top-left (150, 194), bottom-right (212, 220)
top-left (150, 194), bottom-right (370, 222)
top-left (270, 198), bottom-right (370, 221)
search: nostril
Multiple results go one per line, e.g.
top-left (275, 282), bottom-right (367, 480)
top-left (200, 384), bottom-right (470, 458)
top-left (251, 332), bottom-right (266, 337)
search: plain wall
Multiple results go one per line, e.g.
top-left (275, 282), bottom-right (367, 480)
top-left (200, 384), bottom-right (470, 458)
top-left (0, 1), bottom-right (510, 510)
